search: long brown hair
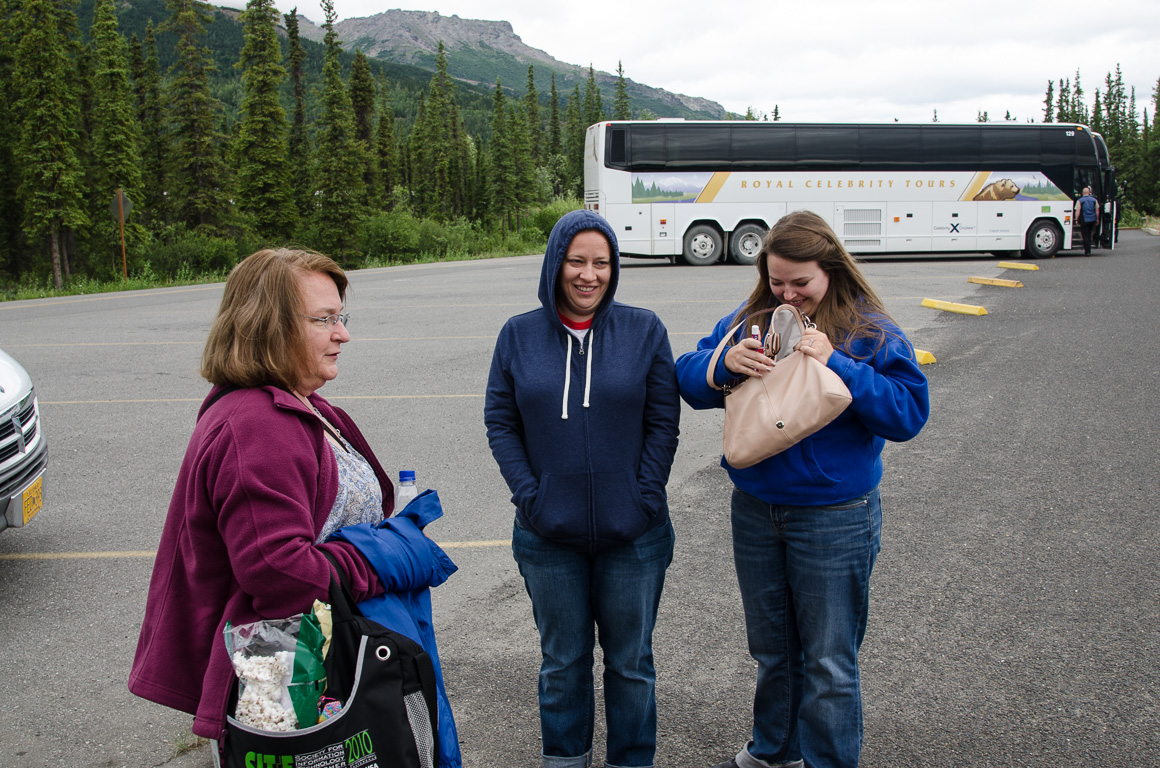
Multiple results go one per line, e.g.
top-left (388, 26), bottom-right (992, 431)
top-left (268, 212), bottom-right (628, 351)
top-left (201, 248), bottom-right (348, 390)
top-left (732, 211), bottom-right (895, 355)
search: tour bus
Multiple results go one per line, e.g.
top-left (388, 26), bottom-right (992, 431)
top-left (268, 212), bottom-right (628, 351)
top-left (583, 120), bottom-right (1117, 265)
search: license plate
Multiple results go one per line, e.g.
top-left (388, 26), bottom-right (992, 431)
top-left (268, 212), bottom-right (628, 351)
top-left (21, 476), bottom-right (43, 526)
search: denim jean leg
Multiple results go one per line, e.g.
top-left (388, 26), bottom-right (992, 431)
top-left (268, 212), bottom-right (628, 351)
top-left (783, 488), bottom-right (882, 768)
top-left (730, 489), bottom-right (802, 766)
top-left (592, 519), bottom-right (675, 768)
top-left (513, 522), bottom-right (596, 767)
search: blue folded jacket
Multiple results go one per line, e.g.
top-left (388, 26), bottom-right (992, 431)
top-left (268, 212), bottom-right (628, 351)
top-left (330, 490), bottom-right (461, 768)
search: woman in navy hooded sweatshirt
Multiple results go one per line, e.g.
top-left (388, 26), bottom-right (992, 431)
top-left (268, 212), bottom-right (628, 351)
top-left (485, 209), bottom-right (681, 768)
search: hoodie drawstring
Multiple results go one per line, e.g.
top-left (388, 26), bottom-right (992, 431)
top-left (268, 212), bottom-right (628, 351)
top-left (561, 332), bottom-right (594, 419)
top-left (562, 335), bottom-right (572, 419)
top-left (583, 334), bottom-right (593, 409)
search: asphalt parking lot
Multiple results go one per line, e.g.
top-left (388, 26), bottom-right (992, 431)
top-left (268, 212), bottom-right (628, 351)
top-left (0, 231), bottom-right (1156, 767)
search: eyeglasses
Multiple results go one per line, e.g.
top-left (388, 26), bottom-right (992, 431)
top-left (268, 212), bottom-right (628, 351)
top-left (301, 312), bottom-right (350, 329)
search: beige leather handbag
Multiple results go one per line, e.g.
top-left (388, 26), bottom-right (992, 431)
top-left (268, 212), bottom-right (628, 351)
top-left (707, 305), bottom-right (852, 468)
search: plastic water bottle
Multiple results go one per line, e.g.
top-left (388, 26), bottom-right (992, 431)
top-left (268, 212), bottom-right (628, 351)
top-left (393, 470), bottom-right (418, 513)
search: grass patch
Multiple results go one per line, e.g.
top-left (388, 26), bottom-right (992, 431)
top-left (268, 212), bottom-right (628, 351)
top-left (1, 263), bottom-right (234, 302)
top-left (173, 727), bottom-right (208, 758)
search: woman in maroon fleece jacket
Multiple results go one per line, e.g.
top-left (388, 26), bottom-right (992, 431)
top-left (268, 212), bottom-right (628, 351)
top-left (129, 248), bottom-right (394, 746)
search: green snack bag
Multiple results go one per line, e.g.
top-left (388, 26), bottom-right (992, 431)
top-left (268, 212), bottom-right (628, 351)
top-left (288, 610), bottom-right (327, 727)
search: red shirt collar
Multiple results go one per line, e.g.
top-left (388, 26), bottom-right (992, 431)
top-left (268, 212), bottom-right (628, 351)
top-left (558, 312), bottom-right (592, 331)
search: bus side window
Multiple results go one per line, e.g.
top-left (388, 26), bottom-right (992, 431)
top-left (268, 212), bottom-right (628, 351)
top-left (610, 128), bottom-right (627, 166)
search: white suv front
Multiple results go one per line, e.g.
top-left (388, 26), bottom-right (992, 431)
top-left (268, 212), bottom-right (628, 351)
top-left (0, 348), bottom-right (47, 532)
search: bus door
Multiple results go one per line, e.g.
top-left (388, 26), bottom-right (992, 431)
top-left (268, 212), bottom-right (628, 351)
top-left (1100, 167), bottom-right (1117, 249)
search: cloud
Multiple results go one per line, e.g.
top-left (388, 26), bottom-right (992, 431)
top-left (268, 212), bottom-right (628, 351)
top-left (231, 0), bottom-right (1160, 124)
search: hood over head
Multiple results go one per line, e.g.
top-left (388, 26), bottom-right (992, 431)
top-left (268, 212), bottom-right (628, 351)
top-left (538, 210), bottom-right (620, 324)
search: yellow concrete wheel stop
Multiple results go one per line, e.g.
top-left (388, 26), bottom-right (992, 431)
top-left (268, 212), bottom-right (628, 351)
top-left (968, 277), bottom-right (1024, 288)
top-left (921, 298), bottom-right (988, 316)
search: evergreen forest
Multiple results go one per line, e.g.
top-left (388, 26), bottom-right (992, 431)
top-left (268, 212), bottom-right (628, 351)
top-left (1, 0), bottom-right (1158, 296)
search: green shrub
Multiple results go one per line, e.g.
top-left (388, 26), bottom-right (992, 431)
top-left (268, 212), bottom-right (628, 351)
top-left (358, 210), bottom-right (423, 262)
top-left (147, 226), bottom-right (246, 277)
top-left (528, 197), bottom-right (583, 240)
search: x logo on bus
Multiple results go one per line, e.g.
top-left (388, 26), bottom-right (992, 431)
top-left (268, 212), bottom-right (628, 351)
top-left (949, 223), bottom-right (960, 233)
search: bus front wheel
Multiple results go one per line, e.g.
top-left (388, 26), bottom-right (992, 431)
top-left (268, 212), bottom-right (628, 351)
top-left (682, 225), bottom-right (722, 266)
top-left (729, 224), bottom-right (766, 265)
top-left (1024, 220), bottom-right (1062, 259)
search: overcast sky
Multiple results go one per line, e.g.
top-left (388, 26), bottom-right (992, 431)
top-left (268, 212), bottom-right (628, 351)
top-left (222, 0), bottom-right (1159, 125)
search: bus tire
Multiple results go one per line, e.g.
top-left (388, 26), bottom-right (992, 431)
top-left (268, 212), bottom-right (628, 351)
top-left (682, 225), bottom-right (722, 266)
top-left (1024, 220), bottom-right (1062, 259)
top-left (729, 223), bottom-right (766, 265)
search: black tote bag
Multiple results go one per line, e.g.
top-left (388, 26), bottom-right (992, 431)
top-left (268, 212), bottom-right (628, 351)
top-left (221, 574), bottom-right (440, 768)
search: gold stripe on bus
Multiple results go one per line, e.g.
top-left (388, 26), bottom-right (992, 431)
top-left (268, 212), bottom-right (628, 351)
top-left (695, 172), bottom-right (731, 203)
top-left (958, 171), bottom-right (991, 202)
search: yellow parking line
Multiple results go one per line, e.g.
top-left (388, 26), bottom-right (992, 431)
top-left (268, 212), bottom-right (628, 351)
top-left (0, 540), bottom-right (512, 561)
top-left (41, 394), bottom-right (485, 405)
top-left (7, 341), bottom-right (202, 348)
top-left (0, 550), bottom-right (158, 560)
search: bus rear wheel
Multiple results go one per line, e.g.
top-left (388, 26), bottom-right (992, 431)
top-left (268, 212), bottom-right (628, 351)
top-left (1024, 220), bottom-right (1062, 259)
top-left (681, 225), bottom-right (722, 266)
top-left (729, 224), bottom-right (766, 265)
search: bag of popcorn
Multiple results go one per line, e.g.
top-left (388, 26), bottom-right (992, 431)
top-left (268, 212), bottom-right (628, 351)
top-left (225, 613), bottom-right (327, 731)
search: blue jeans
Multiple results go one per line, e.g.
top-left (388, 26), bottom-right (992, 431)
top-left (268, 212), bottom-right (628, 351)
top-left (730, 486), bottom-right (882, 768)
top-left (512, 518), bottom-right (675, 768)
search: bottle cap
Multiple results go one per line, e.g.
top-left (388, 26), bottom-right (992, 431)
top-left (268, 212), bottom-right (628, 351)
top-left (751, 325), bottom-right (761, 337)
top-left (399, 470), bottom-right (416, 483)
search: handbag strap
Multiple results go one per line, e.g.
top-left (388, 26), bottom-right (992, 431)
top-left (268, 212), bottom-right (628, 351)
top-left (318, 548), bottom-right (360, 623)
top-left (705, 306), bottom-right (806, 391)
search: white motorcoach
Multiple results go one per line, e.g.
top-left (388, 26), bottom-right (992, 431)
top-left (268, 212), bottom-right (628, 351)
top-left (584, 120), bottom-right (1117, 265)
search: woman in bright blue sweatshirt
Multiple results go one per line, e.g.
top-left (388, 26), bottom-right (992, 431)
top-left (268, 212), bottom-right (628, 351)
top-left (485, 209), bottom-right (681, 768)
top-left (676, 211), bottom-right (929, 768)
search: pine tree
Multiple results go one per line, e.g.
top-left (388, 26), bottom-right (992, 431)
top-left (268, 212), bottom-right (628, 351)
top-left (547, 73), bottom-right (562, 158)
top-left (583, 65), bottom-right (603, 127)
top-left (409, 41), bottom-right (468, 220)
top-left (89, 0), bottom-right (145, 275)
top-left (507, 102), bottom-right (537, 221)
top-left (772, 105), bottom-right (780, 122)
top-left (0, 0), bottom-right (23, 275)
top-left (284, 8), bottom-right (312, 224)
top-left (1072, 69), bottom-right (1088, 124)
top-left (487, 81), bottom-right (517, 231)
top-left (348, 49), bottom-right (377, 206)
top-left (234, 0), bottom-right (295, 241)
top-left (312, 0), bottom-right (365, 258)
top-left (372, 79), bottom-right (397, 207)
top-left (932, 109), bottom-right (939, 123)
top-left (523, 65), bottom-right (542, 164)
top-left (133, 23), bottom-right (167, 227)
top-left (164, 0), bottom-right (231, 233)
top-left (1090, 90), bottom-right (1103, 133)
top-left (349, 49), bottom-right (376, 145)
top-left (1056, 77), bottom-right (1070, 122)
top-left (13, 0), bottom-right (88, 288)
top-left (565, 83), bottom-right (585, 195)
top-left (613, 61), bottom-right (631, 120)
top-left (1043, 80), bottom-right (1054, 122)
top-left (1150, 76), bottom-right (1160, 211)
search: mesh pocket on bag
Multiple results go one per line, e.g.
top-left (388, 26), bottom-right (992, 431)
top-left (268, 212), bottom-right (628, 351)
top-left (404, 690), bottom-right (436, 768)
